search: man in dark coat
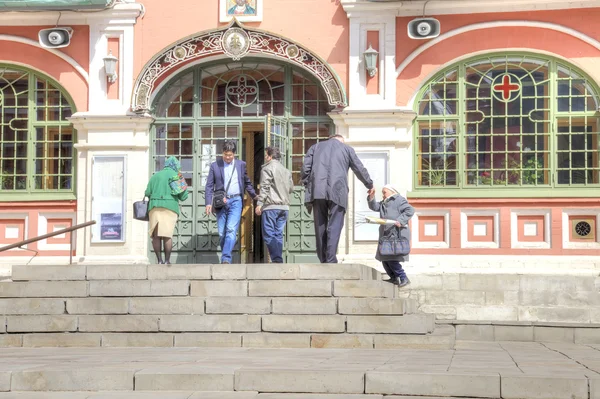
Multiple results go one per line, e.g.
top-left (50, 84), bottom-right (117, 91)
top-left (301, 134), bottom-right (374, 263)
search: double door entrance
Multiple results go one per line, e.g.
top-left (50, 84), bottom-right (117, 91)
top-left (150, 59), bottom-right (335, 264)
top-left (151, 116), bottom-right (316, 264)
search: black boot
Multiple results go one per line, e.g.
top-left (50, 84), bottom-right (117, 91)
top-left (398, 277), bottom-right (411, 288)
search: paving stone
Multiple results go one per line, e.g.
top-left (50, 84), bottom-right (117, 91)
top-left (338, 298), bottom-right (406, 315)
top-left (519, 307), bottom-right (591, 323)
top-left (533, 326), bottom-right (575, 343)
top-left (257, 395), bottom-right (381, 399)
top-left (459, 274), bottom-right (520, 291)
top-left (346, 315), bottom-right (433, 334)
top-left (501, 375), bottom-right (588, 399)
top-left (0, 393), bottom-right (90, 398)
top-left (89, 281), bottom-right (189, 297)
top-left (191, 281), bottom-right (248, 297)
top-left (247, 264), bottom-right (300, 280)
top-left (574, 328), bottom-right (600, 344)
top-left (0, 372), bottom-right (8, 392)
top-left (486, 291), bottom-right (519, 306)
top-left (519, 291), bottom-right (600, 307)
top-left (442, 274), bottom-right (460, 290)
top-left (188, 393), bottom-right (259, 399)
top-left (78, 315), bottom-right (158, 332)
top-left (591, 379), bottom-right (600, 399)
top-left (23, 333), bottom-right (101, 347)
top-left (262, 315), bottom-right (345, 333)
top-left (311, 334), bottom-right (373, 349)
top-left (174, 333), bottom-right (242, 347)
top-left (243, 333), bottom-right (310, 348)
top-left (424, 290), bottom-right (486, 306)
top-left (101, 333), bottom-right (174, 347)
top-left (249, 281), bottom-right (331, 297)
top-left (66, 298), bottom-right (128, 315)
top-left (406, 275), bottom-right (444, 290)
top-left (271, 298), bottom-right (337, 315)
top-left (11, 265), bottom-right (86, 281)
top-left (455, 324), bottom-right (494, 341)
top-left (89, 392), bottom-right (196, 399)
top-left (494, 326), bottom-right (534, 341)
top-left (366, 371), bottom-right (500, 397)
top-left (0, 316), bottom-right (4, 333)
top-left (333, 281), bottom-right (393, 298)
top-left (206, 297), bottom-right (271, 314)
top-left (418, 305), bottom-right (457, 320)
top-left (456, 305), bottom-right (518, 321)
top-left (135, 368), bottom-right (234, 391)
top-left (235, 369), bottom-right (365, 393)
top-left (211, 264), bottom-right (247, 280)
top-left (87, 264), bottom-right (147, 280)
top-left (298, 264), bottom-right (365, 280)
top-left (11, 369), bottom-right (134, 391)
top-left (0, 334), bottom-right (22, 347)
top-left (160, 315), bottom-right (261, 332)
top-left (129, 297), bottom-right (204, 315)
top-left (591, 307), bottom-right (600, 323)
top-left (519, 275), bottom-right (595, 292)
top-left (0, 282), bottom-right (87, 298)
top-left (148, 264), bottom-right (211, 280)
top-left (374, 330), bottom-right (454, 350)
top-left (7, 316), bottom-right (77, 333)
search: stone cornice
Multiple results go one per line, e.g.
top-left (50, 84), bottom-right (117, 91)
top-left (341, 0), bottom-right (600, 17)
top-left (329, 108), bottom-right (416, 127)
top-left (68, 112), bottom-right (154, 131)
top-left (0, 2), bottom-right (143, 26)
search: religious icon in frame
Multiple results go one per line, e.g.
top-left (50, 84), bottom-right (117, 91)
top-left (220, 0), bottom-right (263, 22)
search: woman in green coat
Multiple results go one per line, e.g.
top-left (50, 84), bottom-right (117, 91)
top-left (144, 156), bottom-right (188, 264)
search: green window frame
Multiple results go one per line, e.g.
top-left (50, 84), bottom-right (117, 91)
top-left (0, 65), bottom-right (76, 200)
top-left (413, 53), bottom-right (600, 198)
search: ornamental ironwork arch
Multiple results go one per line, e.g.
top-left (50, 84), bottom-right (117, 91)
top-left (131, 19), bottom-right (347, 113)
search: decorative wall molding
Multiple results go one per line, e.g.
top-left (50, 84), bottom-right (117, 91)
top-left (396, 21), bottom-right (600, 78)
top-left (0, 34), bottom-right (89, 83)
top-left (0, 2), bottom-right (143, 25)
top-left (131, 19), bottom-right (347, 113)
top-left (341, 0), bottom-right (600, 17)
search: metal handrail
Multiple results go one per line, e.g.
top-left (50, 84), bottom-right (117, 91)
top-left (0, 220), bottom-right (96, 264)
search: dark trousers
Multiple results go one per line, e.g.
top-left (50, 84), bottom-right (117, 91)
top-left (382, 261), bottom-right (407, 280)
top-left (313, 199), bottom-right (346, 263)
top-left (262, 209), bottom-right (288, 263)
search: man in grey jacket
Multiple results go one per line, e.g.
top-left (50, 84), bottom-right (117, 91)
top-left (301, 134), bottom-right (375, 263)
top-left (255, 146), bottom-right (294, 263)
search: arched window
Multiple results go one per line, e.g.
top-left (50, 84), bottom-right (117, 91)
top-left (0, 66), bottom-right (75, 197)
top-left (414, 54), bottom-right (600, 193)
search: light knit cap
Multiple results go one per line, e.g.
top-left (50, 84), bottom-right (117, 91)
top-left (383, 184), bottom-right (399, 194)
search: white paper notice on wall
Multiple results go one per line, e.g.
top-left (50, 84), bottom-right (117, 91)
top-left (91, 156), bottom-right (126, 243)
top-left (354, 152), bottom-right (388, 241)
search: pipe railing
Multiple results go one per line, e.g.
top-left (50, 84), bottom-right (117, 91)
top-left (0, 220), bottom-right (96, 264)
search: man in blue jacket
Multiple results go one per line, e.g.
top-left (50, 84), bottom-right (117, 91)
top-left (205, 140), bottom-right (257, 264)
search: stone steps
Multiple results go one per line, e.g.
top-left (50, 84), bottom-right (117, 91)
top-left (0, 344), bottom-right (597, 397)
top-left (398, 271), bottom-right (600, 324)
top-left (0, 264), bottom-right (444, 349)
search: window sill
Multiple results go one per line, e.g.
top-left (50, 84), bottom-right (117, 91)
top-left (408, 187), bottom-right (600, 199)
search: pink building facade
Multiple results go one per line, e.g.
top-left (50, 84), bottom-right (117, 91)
top-left (0, 0), bottom-right (598, 272)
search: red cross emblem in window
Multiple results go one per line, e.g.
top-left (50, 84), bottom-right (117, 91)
top-left (493, 74), bottom-right (520, 101)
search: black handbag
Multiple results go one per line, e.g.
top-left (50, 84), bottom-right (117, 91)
top-left (212, 167), bottom-right (235, 210)
top-left (379, 234), bottom-right (410, 256)
top-left (133, 197), bottom-right (149, 221)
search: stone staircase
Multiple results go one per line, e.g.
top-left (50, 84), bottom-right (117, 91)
top-left (0, 263), bottom-right (452, 349)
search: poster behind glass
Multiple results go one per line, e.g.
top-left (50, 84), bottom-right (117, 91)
top-left (91, 156), bottom-right (126, 243)
top-left (354, 152), bottom-right (389, 241)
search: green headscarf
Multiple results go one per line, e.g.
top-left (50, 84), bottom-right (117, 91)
top-left (164, 156), bottom-right (181, 172)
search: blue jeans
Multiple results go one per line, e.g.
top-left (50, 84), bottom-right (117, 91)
top-left (262, 209), bottom-right (288, 263)
top-left (216, 196), bottom-right (242, 263)
top-left (382, 261), bottom-right (407, 280)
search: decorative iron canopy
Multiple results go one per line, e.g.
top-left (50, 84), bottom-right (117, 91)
top-left (0, 0), bottom-right (111, 10)
top-left (131, 19), bottom-right (348, 113)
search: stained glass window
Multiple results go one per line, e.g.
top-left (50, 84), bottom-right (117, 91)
top-left (415, 54), bottom-right (600, 190)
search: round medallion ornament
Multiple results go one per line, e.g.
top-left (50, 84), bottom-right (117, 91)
top-left (222, 28), bottom-right (250, 61)
top-left (286, 45), bottom-right (299, 59)
top-left (226, 74), bottom-right (258, 107)
top-left (492, 73), bottom-right (521, 102)
top-left (173, 46), bottom-right (187, 60)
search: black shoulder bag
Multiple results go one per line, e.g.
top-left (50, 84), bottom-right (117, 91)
top-left (212, 167), bottom-right (235, 210)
